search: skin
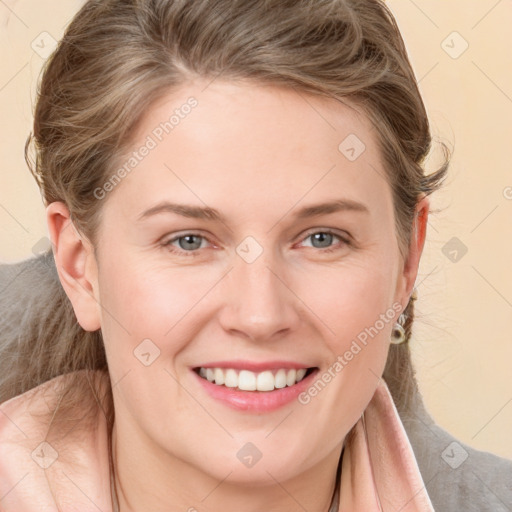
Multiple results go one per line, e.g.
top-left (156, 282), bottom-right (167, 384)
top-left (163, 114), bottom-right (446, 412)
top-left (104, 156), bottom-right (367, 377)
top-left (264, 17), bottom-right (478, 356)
top-left (47, 79), bottom-right (429, 512)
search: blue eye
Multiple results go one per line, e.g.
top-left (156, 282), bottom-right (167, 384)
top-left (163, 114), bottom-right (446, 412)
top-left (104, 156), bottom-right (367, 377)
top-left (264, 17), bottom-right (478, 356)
top-left (164, 233), bottom-right (208, 255)
top-left (300, 230), bottom-right (350, 252)
top-left (162, 229), bottom-right (350, 257)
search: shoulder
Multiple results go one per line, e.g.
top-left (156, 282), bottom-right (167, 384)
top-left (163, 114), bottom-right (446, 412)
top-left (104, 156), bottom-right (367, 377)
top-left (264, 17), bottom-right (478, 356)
top-left (403, 403), bottom-right (512, 512)
top-left (0, 374), bottom-right (67, 509)
top-left (0, 370), bottom-right (106, 439)
top-left (0, 370), bottom-right (113, 511)
top-left (0, 372), bottom-right (63, 447)
top-left (0, 252), bottom-right (55, 292)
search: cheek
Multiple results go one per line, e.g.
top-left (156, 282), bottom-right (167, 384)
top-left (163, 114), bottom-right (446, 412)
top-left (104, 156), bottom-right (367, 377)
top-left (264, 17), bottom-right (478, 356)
top-left (96, 255), bottom-right (220, 376)
top-left (296, 261), bottom-right (395, 407)
top-left (297, 293), bottom-right (392, 454)
top-left (298, 259), bottom-right (398, 347)
top-left (97, 254), bottom-right (198, 330)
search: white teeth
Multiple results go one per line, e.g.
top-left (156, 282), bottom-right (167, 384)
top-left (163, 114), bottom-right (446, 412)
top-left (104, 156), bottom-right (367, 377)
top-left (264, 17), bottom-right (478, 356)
top-left (214, 368), bottom-right (225, 385)
top-left (197, 367), bottom-right (310, 391)
top-left (224, 369), bottom-right (238, 388)
top-left (256, 371), bottom-right (274, 392)
top-left (239, 370), bottom-right (256, 391)
top-left (286, 369), bottom-right (297, 387)
top-left (274, 369), bottom-right (287, 389)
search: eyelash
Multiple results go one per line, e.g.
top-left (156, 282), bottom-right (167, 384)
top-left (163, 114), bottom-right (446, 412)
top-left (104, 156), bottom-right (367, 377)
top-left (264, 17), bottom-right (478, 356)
top-left (161, 229), bottom-right (351, 257)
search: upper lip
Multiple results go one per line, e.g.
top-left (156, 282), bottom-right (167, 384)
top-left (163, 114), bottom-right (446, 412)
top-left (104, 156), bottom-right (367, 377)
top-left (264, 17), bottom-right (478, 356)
top-left (193, 360), bottom-right (316, 372)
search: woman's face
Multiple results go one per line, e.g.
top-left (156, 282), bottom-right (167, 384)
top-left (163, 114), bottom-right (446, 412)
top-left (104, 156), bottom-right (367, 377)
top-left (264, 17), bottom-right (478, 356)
top-left (68, 80), bottom-right (426, 486)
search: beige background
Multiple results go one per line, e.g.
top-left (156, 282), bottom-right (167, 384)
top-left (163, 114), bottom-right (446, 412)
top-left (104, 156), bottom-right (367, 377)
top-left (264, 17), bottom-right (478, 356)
top-left (0, 1), bottom-right (511, 460)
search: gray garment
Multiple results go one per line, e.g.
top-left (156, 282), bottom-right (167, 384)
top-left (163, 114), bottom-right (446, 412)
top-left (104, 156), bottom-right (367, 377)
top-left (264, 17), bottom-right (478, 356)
top-left (1, 255), bottom-right (511, 510)
top-left (403, 395), bottom-right (512, 511)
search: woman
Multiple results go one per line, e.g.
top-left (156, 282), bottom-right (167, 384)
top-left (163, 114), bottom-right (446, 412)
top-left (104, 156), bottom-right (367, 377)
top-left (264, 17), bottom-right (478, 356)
top-left (0, 1), bottom-right (510, 511)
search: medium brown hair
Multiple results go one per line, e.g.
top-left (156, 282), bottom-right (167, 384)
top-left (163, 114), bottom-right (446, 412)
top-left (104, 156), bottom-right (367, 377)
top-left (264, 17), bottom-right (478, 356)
top-left (2, 0), bottom-right (449, 481)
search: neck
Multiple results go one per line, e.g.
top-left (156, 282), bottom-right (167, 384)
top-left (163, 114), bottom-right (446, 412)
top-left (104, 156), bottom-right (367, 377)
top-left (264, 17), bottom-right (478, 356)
top-left (111, 421), bottom-right (343, 512)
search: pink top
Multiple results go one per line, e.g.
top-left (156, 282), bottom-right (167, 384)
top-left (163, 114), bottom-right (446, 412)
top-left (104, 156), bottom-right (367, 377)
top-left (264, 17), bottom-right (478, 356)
top-left (0, 372), bottom-right (434, 511)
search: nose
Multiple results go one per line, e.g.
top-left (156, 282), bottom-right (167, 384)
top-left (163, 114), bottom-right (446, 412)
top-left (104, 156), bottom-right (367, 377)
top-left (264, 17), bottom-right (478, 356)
top-left (217, 248), bottom-right (301, 343)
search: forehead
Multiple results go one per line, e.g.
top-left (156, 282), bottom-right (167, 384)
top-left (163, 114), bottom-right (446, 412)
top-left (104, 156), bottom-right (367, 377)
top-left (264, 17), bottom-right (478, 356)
top-left (106, 79), bottom-right (391, 223)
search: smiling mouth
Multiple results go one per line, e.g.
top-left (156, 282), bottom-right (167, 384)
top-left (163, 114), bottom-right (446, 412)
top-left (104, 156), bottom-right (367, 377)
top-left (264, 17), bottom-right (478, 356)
top-left (193, 367), bottom-right (317, 392)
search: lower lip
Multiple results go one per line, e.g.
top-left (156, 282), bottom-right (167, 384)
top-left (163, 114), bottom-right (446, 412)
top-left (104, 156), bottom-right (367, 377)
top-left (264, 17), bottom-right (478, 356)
top-left (192, 369), bottom-right (319, 413)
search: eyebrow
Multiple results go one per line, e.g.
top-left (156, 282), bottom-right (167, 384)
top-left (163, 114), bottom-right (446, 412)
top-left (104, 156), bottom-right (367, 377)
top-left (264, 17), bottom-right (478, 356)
top-left (137, 198), bottom-right (369, 222)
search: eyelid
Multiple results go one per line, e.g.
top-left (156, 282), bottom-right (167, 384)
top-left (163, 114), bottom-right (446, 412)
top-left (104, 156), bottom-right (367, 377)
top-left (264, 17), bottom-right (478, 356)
top-left (162, 227), bottom-right (351, 256)
top-left (163, 230), bottom-right (216, 246)
top-left (295, 228), bottom-right (351, 248)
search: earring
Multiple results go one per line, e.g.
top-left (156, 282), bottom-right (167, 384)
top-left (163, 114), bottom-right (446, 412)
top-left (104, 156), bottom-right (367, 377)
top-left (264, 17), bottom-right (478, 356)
top-left (390, 314), bottom-right (406, 344)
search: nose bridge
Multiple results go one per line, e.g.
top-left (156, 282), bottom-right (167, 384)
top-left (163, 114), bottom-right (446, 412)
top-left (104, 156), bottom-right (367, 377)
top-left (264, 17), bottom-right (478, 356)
top-left (220, 242), bottom-right (298, 340)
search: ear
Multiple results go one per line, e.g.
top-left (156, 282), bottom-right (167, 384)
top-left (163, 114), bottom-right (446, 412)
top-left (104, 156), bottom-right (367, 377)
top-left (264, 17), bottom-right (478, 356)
top-left (46, 202), bottom-right (101, 331)
top-left (397, 194), bottom-right (430, 309)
